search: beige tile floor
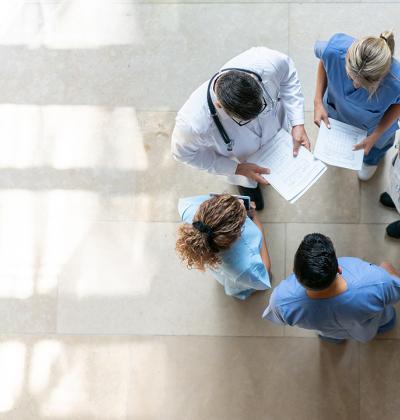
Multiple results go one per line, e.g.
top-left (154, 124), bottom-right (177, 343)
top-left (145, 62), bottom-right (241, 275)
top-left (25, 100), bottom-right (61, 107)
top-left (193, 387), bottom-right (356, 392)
top-left (0, 0), bottom-right (400, 419)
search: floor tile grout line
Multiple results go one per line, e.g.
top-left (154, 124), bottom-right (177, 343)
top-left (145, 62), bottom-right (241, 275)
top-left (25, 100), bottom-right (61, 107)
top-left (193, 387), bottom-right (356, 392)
top-left (89, 1), bottom-right (400, 4)
top-left (23, 1), bottom-right (400, 4)
top-left (0, 333), bottom-right (334, 339)
top-left (0, 332), bottom-right (399, 340)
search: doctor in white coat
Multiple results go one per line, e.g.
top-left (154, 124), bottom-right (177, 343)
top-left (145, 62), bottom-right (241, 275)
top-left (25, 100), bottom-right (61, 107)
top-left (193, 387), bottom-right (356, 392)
top-left (379, 141), bottom-right (400, 238)
top-left (171, 47), bottom-right (310, 210)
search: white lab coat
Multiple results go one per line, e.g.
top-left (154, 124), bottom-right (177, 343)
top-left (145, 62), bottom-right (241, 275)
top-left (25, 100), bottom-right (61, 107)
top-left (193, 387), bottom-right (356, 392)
top-left (171, 47), bottom-right (305, 187)
top-left (390, 152), bottom-right (400, 214)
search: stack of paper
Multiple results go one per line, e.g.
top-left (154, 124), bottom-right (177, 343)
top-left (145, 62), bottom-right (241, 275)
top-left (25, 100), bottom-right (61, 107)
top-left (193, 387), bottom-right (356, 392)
top-left (314, 118), bottom-right (366, 170)
top-left (248, 129), bottom-right (327, 203)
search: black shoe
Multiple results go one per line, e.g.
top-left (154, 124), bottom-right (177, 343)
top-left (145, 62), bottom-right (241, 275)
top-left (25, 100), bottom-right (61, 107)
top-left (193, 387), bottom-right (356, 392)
top-left (238, 184), bottom-right (264, 211)
top-left (380, 192), bottom-right (396, 209)
top-left (386, 220), bottom-right (400, 239)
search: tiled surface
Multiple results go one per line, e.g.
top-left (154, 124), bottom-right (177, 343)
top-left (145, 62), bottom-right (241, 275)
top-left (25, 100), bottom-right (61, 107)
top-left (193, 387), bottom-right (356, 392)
top-left (0, 3), bottom-right (288, 109)
top-left (1, 1), bottom-right (400, 419)
top-left (57, 222), bottom-right (285, 336)
top-left (128, 336), bottom-right (360, 420)
top-left (360, 341), bottom-right (400, 420)
top-left (0, 335), bottom-right (361, 420)
top-left (0, 336), bottom-right (131, 420)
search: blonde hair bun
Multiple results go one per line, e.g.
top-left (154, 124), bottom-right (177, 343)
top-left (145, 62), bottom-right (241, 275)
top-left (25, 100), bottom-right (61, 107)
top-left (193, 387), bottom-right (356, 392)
top-left (345, 31), bottom-right (395, 94)
top-left (380, 30), bottom-right (395, 56)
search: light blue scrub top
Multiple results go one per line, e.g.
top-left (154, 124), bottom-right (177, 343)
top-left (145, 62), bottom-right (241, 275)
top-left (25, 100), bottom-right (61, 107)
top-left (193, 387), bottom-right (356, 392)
top-left (263, 257), bottom-right (400, 342)
top-left (178, 195), bottom-right (270, 300)
top-left (315, 33), bottom-right (400, 148)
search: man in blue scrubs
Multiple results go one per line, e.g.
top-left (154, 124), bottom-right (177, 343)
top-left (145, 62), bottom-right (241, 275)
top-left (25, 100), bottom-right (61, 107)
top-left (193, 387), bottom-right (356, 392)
top-left (263, 233), bottom-right (400, 342)
top-left (313, 32), bottom-right (400, 181)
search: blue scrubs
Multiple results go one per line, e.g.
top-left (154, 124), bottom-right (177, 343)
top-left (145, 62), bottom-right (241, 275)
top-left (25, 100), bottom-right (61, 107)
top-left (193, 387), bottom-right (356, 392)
top-left (263, 257), bottom-right (400, 342)
top-left (315, 33), bottom-right (400, 165)
top-left (178, 195), bottom-right (270, 300)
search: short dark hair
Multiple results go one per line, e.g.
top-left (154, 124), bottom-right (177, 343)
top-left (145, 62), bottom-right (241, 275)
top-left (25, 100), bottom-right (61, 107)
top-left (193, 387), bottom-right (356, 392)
top-left (215, 71), bottom-right (264, 121)
top-left (293, 233), bottom-right (338, 291)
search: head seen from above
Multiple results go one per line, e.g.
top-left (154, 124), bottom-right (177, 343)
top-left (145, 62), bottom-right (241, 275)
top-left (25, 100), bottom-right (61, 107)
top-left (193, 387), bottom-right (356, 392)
top-left (294, 233), bottom-right (339, 291)
top-left (215, 70), bottom-right (266, 124)
top-left (345, 31), bottom-right (395, 94)
top-left (176, 194), bottom-right (247, 271)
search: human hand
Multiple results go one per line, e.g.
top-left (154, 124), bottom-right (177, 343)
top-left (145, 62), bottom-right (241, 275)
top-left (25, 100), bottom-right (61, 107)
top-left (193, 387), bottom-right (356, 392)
top-left (235, 163), bottom-right (270, 185)
top-left (353, 134), bottom-right (377, 155)
top-left (380, 261), bottom-right (400, 277)
top-left (292, 125), bottom-right (311, 157)
top-left (313, 102), bottom-right (330, 129)
top-left (246, 201), bottom-right (256, 219)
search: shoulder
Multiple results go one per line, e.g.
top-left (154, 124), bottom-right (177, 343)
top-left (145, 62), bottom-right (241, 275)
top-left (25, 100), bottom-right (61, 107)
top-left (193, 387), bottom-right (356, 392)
top-left (219, 217), bottom-right (265, 277)
top-left (222, 47), bottom-right (289, 78)
top-left (339, 256), bottom-right (367, 267)
top-left (340, 257), bottom-right (391, 288)
top-left (241, 218), bottom-right (263, 244)
top-left (385, 58), bottom-right (400, 91)
top-left (270, 273), bottom-right (304, 305)
top-left (339, 256), bottom-right (378, 275)
top-left (176, 80), bottom-right (213, 136)
top-left (322, 33), bottom-right (355, 61)
top-left (178, 195), bottom-right (210, 222)
top-left (327, 33), bottom-right (355, 52)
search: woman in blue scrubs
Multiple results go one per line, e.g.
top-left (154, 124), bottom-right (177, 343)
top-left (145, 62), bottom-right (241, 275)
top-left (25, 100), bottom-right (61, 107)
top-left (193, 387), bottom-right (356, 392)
top-left (176, 193), bottom-right (271, 300)
top-left (313, 31), bottom-right (400, 181)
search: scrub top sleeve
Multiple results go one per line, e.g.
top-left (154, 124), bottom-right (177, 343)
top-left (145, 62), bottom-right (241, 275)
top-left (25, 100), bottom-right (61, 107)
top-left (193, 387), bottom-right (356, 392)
top-left (314, 40), bottom-right (328, 60)
top-left (236, 262), bottom-right (270, 291)
top-left (262, 289), bottom-right (286, 324)
top-left (178, 195), bottom-right (211, 222)
top-left (381, 272), bottom-right (400, 306)
top-left (276, 55), bottom-right (305, 127)
top-left (262, 301), bottom-right (286, 325)
top-left (178, 198), bottom-right (194, 222)
top-left (171, 124), bottom-right (238, 176)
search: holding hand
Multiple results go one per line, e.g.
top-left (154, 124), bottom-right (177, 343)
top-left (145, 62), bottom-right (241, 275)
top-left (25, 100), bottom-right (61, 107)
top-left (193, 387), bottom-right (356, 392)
top-left (313, 102), bottom-right (331, 129)
top-left (353, 134), bottom-right (377, 155)
top-left (292, 125), bottom-right (311, 157)
top-left (247, 201), bottom-right (257, 219)
top-left (235, 163), bottom-right (270, 185)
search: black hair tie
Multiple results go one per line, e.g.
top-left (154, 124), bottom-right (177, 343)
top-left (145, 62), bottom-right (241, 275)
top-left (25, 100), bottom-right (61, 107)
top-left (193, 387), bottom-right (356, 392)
top-left (192, 221), bottom-right (219, 252)
top-left (192, 220), bottom-right (213, 234)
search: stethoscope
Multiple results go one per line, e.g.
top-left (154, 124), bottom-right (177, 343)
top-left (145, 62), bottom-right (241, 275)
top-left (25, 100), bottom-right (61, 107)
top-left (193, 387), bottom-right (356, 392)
top-left (206, 68), bottom-right (278, 152)
top-left (393, 144), bottom-right (400, 195)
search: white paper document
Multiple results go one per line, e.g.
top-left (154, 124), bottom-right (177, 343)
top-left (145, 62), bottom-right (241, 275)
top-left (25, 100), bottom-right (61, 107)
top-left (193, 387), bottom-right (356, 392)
top-left (314, 118), bottom-right (366, 170)
top-left (248, 129), bottom-right (327, 203)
